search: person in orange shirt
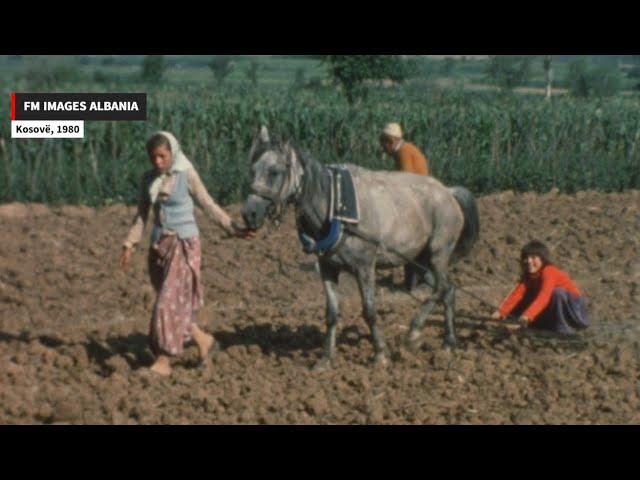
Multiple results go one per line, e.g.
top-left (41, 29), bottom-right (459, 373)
top-left (491, 240), bottom-right (589, 335)
top-left (379, 122), bottom-right (430, 291)
top-left (379, 122), bottom-right (429, 175)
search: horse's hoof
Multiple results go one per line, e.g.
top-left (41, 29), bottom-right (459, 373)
top-left (312, 358), bottom-right (332, 372)
top-left (373, 353), bottom-right (389, 368)
top-left (404, 331), bottom-right (421, 352)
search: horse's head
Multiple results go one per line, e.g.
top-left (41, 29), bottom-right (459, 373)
top-left (241, 126), bottom-right (304, 230)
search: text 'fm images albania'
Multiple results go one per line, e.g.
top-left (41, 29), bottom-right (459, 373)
top-left (1, 55), bottom-right (639, 425)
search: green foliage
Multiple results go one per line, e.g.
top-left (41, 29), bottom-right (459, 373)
top-left (92, 69), bottom-right (122, 85)
top-left (292, 67), bottom-right (307, 89)
top-left (209, 57), bottom-right (235, 86)
top-left (441, 57), bottom-right (455, 75)
top-left (323, 55), bottom-right (416, 104)
top-left (17, 62), bottom-right (86, 89)
top-left (141, 55), bottom-right (167, 83)
top-left (245, 61), bottom-right (261, 87)
top-left (1, 85), bottom-right (638, 207)
top-left (485, 56), bottom-right (533, 91)
top-left (76, 55), bottom-right (91, 66)
top-left (626, 65), bottom-right (640, 79)
top-left (92, 70), bottom-right (110, 84)
top-left (565, 60), bottom-right (623, 98)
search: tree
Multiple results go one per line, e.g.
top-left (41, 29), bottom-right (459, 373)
top-left (292, 67), bottom-right (307, 90)
top-left (565, 60), bottom-right (623, 98)
top-left (485, 55), bottom-right (532, 91)
top-left (543, 55), bottom-right (553, 101)
top-left (141, 55), bottom-right (167, 83)
top-left (245, 61), bottom-right (260, 88)
top-left (209, 57), bottom-right (235, 86)
top-left (323, 55), bottom-right (416, 104)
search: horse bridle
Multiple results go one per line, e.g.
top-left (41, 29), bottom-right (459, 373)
top-left (252, 146), bottom-right (303, 225)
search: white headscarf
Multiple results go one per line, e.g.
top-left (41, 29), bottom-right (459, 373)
top-left (147, 131), bottom-right (194, 204)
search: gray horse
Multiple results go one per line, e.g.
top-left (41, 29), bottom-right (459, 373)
top-left (242, 126), bottom-right (480, 370)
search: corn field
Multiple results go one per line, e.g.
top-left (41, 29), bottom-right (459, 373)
top-left (1, 85), bottom-right (639, 206)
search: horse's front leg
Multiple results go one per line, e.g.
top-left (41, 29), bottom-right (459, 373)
top-left (313, 260), bottom-right (340, 371)
top-left (356, 263), bottom-right (388, 366)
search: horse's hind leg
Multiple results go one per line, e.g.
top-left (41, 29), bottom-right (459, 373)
top-left (356, 263), bottom-right (388, 366)
top-left (314, 261), bottom-right (340, 372)
top-left (442, 283), bottom-right (457, 348)
top-left (432, 250), bottom-right (457, 348)
top-left (405, 250), bottom-right (456, 349)
top-left (405, 293), bottom-right (440, 350)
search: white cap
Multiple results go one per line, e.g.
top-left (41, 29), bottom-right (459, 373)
top-left (382, 122), bottom-right (403, 139)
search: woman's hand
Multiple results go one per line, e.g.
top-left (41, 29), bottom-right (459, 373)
top-left (490, 310), bottom-right (503, 321)
top-left (231, 221), bottom-right (256, 240)
top-left (518, 316), bottom-right (530, 328)
top-left (119, 246), bottom-right (133, 270)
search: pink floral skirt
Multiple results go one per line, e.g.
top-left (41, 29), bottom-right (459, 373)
top-left (147, 235), bottom-right (203, 356)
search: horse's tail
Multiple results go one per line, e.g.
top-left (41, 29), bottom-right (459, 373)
top-left (450, 186), bottom-right (480, 262)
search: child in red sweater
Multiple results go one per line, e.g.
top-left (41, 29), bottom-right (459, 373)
top-left (491, 240), bottom-right (588, 335)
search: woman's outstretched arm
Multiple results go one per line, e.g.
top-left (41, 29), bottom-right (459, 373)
top-left (123, 172), bottom-right (152, 249)
top-left (120, 172), bottom-right (152, 269)
top-left (187, 167), bottom-right (235, 235)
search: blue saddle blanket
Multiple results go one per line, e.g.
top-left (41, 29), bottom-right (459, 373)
top-left (328, 165), bottom-right (360, 224)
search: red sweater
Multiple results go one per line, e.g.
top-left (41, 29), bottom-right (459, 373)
top-left (498, 264), bottom-right (581, 322)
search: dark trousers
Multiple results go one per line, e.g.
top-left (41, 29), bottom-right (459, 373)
top-left (512, 288), bottom-right (589, 335)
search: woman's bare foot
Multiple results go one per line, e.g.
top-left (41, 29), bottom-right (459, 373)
top-left (192, 325), bottom-right (215, 361)
top-left (197, 334), bottom-right (215, 361)
top-left (150, 355), bottom-right (171, 376)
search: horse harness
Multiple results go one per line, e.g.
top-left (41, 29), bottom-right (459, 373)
top-left (297, 165), bottom-right (360, 257)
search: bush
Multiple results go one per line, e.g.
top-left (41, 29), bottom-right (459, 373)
top-left (18, 62), bottom-right (86, 89)
top-left (245, 61), bottom-right (260, 88)
top-left (93, 69), bottom-right (119, 84)
top-left (292, 67), bottom-right (307, 90)
top-left (209, 57), bottom-right (235, 86)
top-left (304, 76), bottom-right (326, 90)
top-left (626, 66), bottom-right (640, 79)
top-left (141, 55), bottom-right (167, 83)
top-left (441, 57), bottom-right (455, 75)
top-left (565, 60), bottom-right (623, 98)
top-left (485, 56), bottom-right (532, 91)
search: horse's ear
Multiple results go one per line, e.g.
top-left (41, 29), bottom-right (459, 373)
top-left (259, 125), bottom-right (270, 144)
top-left (249, 125), bottom-right (269, 163)
top-left (283, 141), bottom-right (293, 164)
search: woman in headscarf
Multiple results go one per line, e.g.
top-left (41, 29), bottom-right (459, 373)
top-left (119, 131), bottom-right (252, 376)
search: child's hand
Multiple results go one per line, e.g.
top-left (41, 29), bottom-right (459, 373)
top-left (503, 316), bottom-right (529, 334)
top-left (119, 247), bottom-right (133, 270)
top-left (490, 310), bottom-right (503, 321)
